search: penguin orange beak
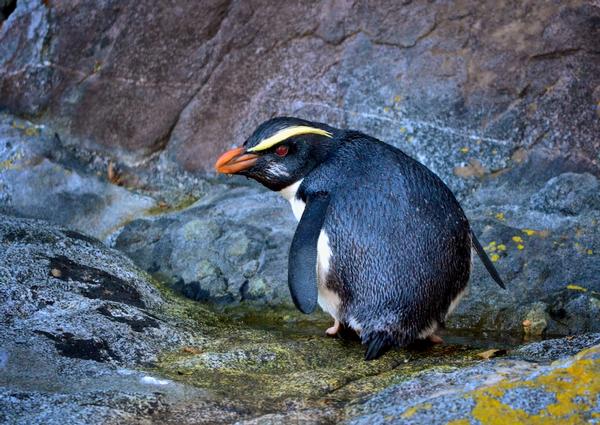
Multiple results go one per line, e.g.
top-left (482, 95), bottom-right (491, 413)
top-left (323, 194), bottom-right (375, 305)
top-left (214, 147), bottom-right (259, 174)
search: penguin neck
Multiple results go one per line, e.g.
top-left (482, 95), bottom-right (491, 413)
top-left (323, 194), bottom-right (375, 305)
top-left (279, 179), bottom-right (305, 221)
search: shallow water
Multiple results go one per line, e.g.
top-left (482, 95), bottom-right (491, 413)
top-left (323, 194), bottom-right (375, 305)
top-left (152, 296), bottom-right (535, 417)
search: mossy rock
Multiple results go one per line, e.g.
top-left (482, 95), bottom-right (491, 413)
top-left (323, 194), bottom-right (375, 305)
top-left (152, 285), bottom-right (493, 415)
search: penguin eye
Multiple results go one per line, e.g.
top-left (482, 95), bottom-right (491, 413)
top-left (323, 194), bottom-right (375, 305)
top-left (275, 145), bottom-right (289, 157)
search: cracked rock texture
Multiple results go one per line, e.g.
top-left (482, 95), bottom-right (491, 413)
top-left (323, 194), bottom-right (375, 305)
top-left (1, 1), bottom-right (600, 422)
top-left (1, 0), bottom-right (598, 188)
top-left (1, 213), bottom-right (598, 424)
top-left (0, 0), bottom-right (599, 336)
top-left (0, 214), bottom-right (217, 424)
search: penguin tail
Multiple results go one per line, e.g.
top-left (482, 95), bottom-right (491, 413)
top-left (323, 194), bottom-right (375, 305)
top-left (364, 332), bottom-right (394, 361)
top-left (471, 230), bottom-right (506, 289)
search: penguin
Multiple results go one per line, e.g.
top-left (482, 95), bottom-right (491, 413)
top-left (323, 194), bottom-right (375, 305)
top-left (215, 117), bottom-right (505, 360)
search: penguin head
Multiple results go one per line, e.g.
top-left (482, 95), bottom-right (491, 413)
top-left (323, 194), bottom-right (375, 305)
top-left (215, 117), bottom-right (338, 191)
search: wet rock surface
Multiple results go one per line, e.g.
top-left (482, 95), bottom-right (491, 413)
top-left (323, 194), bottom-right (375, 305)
top-left (0, 214), bottom-right (598, 424)
top-left (1, 0), bottom-right (600, 422)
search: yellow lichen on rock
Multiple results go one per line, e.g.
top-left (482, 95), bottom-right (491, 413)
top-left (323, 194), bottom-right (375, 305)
top-left (485, 241), bottom-right (497, 252)
top-left (469, 346), bottom-right (600, 425)
top-left (447, 420), bottom-right (471, 425)
top-left (566, 284), bottom-right (587, 292)
top-left (401, 403), bottom-right (432, 419)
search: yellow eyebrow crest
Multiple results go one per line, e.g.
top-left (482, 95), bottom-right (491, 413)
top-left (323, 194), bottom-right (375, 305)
top-left (248, 126), bottom-right (333, 152)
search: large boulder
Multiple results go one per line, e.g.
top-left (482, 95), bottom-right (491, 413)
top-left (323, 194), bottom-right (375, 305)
top-left (0, 0), bottom-right (598, 194)
top-left (115, 185), bottom-right (295, 306)
top-left (1, 210), bottom-right (599, 425)
top-left (0, 214), bottom-right (219, 424)
top-left (345, 335), bottom-right (600, 424)
top-left (0, 113), bottom-right (157, 242)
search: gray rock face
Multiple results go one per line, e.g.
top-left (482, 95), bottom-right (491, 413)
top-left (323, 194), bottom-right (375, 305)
top-left (116, 185), bottom-right (296, 306)
top-left (1, 0), bottom-right (598, 191)
top-left (0, 214), bottom-right (194, 365)
top-left (530, 172), bottom-right (600, 216)
top-left (0, 0), bottom-right (51, 116)
top-left (344, 334), bottom-right (600, 425)
top-left (452, 152), bottom-right (600, 336)
top-left (0, 214), bottom-right (214, 425)
top-left (0, 114), bottom-right (157, 242)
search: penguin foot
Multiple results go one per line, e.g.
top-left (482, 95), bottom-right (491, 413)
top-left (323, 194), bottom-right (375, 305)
top-left (325, 320), bottom-right (340, 336)
top-left (428, 334), bottom-right (444, 344)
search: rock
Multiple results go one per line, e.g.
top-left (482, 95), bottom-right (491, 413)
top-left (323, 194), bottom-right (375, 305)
top-left (0, 0), bottom-right (598, 193)
top-left (0, 0), bottom-right (51, 116)
top-left (1, 213), bottom-right (599, 424)
top-left (515, 333), bottom-right (600, 362)
top-left (0, 214), bottom-right (231, 424)
top-left (115, 184), bottom-right (296, 307)
top-left (0, 214), bottom-right (196, 365)
top-left (530, 172), bottom-right (600, 215)
top-left (523, 302), bottom-right (550, 337)
top-left (0, 113), bottom-right (157, 242)
top-left (452, 152), bottom-right (600, 336)
top-left (344, 335), bottom-right (600, 424)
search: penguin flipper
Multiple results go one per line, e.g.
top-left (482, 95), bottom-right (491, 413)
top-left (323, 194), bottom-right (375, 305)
top-left (471, 230), bottom-right (506, 289)
top-left (364, 332), bottom-right (393, 361)
top-left (288, 192), bottom-right (330, 314)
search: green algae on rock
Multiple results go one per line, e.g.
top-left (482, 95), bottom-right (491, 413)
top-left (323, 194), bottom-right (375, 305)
top-left (1, 213), bottom-right (599, 424)
top-left (151, 286), bottom-right (491, 415)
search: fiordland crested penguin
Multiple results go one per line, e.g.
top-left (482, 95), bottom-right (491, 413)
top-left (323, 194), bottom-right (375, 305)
top-left (215, 117), bottom-right (505, 360)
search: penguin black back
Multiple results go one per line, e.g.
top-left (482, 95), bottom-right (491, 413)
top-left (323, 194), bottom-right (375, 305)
top-left (301, 132), bottom-right (473, 358)
top-left (215, 118), bottom-right (506, 360)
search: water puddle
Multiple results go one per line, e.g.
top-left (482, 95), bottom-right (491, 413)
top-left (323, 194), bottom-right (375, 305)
top-left (153, 299), bottom-right (536, 417)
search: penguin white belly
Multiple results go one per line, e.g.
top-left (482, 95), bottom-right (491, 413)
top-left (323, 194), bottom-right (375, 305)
top-left (279, 180), bottom-right (341, 320)
top-left (316, 230), bottom-right (341, 321)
